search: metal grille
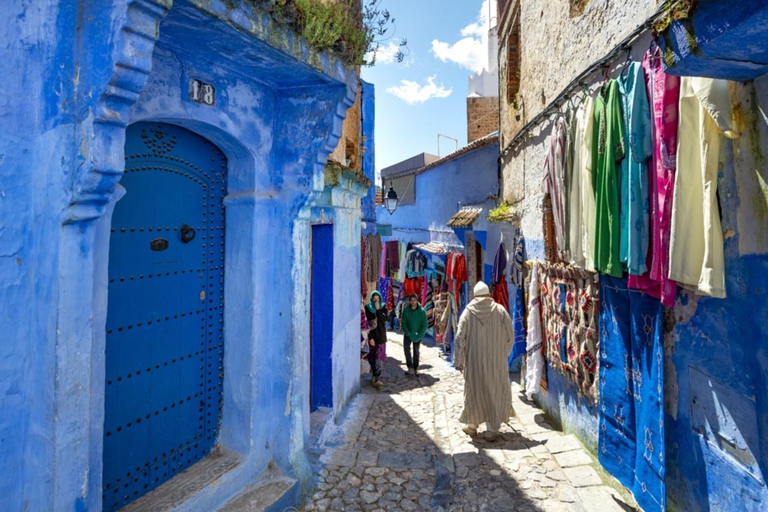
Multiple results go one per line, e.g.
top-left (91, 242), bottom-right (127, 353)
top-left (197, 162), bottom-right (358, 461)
top-left (103, 122), bottom-right (226, 512)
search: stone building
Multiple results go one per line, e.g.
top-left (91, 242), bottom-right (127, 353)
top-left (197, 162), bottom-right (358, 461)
top-left (467, 21), bottom-right (500, 143)
top-left (497, 1), bottom-right (768, 511)
top-left (0, 1), bottom-right (372, 511)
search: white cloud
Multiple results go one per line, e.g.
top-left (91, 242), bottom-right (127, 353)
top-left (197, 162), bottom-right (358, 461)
top-left (368, 40), bottom-right (403, 65)
top-left (386, 76), bottom-right (453, 104)
top-left (431, 0), bottom-right (496, 74)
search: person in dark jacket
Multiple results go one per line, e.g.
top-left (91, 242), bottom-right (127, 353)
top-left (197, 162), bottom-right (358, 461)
top-left (401, 293), bottom-right (428, 376)
top-left (364, 290), bottom-right (388, 387)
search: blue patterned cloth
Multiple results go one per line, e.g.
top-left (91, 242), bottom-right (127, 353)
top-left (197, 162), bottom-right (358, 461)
top-left (598, 275), bottom-right (665, 512)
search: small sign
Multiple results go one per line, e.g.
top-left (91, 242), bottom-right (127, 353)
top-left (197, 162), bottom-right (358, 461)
top-left (377, 224), bottom-right (392, 236)
top-left (189, 79), bottom-right (215, 106)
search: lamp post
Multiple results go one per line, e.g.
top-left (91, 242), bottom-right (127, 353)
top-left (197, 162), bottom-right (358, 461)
top-left (384, 185), bottom-right (399, 215)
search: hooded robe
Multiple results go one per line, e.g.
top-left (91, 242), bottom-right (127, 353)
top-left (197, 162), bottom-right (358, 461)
top-left (454, 296), bottom-right (515, 427)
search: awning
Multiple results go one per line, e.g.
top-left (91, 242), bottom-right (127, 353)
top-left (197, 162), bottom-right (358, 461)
top-left (414, 242), bottom-right (450, 255)
top-left (447, 207), bottom-right (483, 228)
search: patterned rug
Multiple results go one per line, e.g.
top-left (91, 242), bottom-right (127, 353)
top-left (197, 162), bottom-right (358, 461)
top-left (539, 263), bottom-right (600, 402)
top-left (598, 275), bottom-right (665, 512)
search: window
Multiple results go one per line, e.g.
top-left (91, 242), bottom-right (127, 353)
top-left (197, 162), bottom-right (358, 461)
top-left (505, 2), bottom-right (521, 108)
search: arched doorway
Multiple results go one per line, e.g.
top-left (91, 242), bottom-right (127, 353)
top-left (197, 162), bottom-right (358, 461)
top-left (103, 122), bottom-right (227, 511)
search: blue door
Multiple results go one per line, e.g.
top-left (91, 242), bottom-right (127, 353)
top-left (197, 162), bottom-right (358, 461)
top-left (103, 122), bottom-right (226, 511)
top-left (310, 224), bottom-right (334, 411)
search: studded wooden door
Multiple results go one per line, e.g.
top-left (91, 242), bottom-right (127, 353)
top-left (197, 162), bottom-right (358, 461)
top-left (103, 122), bottom-right (226, 512)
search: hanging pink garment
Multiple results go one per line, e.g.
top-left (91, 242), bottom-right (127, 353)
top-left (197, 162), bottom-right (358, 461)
top-left (629, 46), bottom-right (678, 308)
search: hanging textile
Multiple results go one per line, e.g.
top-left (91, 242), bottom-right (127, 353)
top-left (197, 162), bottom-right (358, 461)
top-left (377, 277), bottom-right (391, 309)
top-left (592, 79), bottom-right (626, 278)
top-left (538, 263), bottom-right (600, 401)
top-left (509, 232), bottom-right (527, 365)
top-left (364, 233), bottom-right (383, 283)
top-left (465, 231), bottom-right (479, 293)
top-left (524, 261), bottom-right (544, 399)
top-left (629, 47), bottom-right (679, 308)
top-left (379, 245), bottom-right (387, 279)
top-left (542, 117), bottom-right (568, 261)
top-left (598, 275), bottom-right (665, 512)
top-left (492, 239), bottom-right (508, 285)
top-left (404, 276), bottom-right (425, 300)
top-left (406, 248), bottom-right (428, 278)
top-left (581, 93), bottom-right (598, 272)
top-left (568, 101), bottom-right (587, 268)
top-left (384, 240), bottom-right (400, 275)
top-left (397, 241), bottom-right (407, 282)
top-left (491, 239), bottom-right (510, 312)
top-left (617, 61), bottom-right (652, 275)
top-left (452, 253), bottom-right (467, 307)
top-left (668, 77), bottom-right (735, 299)
top-left (424, 274), bottom-right (436, 329)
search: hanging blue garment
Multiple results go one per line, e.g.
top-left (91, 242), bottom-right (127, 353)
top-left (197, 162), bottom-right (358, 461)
top-left (492, 239), bottom-right (507, 285)
top-left (509, 231), bottom-right (527, 368)
top-left (599, 275), bottom-right (665, 512)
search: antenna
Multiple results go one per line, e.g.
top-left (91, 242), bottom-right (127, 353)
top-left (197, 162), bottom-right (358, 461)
top-left (437, 133), bottom-right (459, 157)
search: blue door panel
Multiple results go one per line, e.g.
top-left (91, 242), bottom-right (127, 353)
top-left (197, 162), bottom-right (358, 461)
top-left (311, 224), bottom-right (334, 411)
top-left (104, 122), bottom-right (226, 512)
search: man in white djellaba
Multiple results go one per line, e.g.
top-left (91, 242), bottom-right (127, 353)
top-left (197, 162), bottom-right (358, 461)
top-left (454, 281), bottom-right (515, 442)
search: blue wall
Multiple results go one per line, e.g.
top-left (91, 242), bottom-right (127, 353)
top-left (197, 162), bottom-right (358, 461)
top-left (658, 0), bottom-right (768, 81)
top-left (527, 77), bottom-right (768, 511)
top-left (378, 140), bottom-right (507, 261)
top-left (361, 80), bottom-right (377, 236)
top-left (0, 1), bottom-right (359, 510)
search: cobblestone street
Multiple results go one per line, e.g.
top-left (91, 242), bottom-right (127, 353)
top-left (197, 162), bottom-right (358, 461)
top-left (300, 333), bottom-right (638, 512)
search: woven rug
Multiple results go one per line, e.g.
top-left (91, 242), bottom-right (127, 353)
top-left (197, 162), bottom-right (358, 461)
top-left (598, 275), bottom-right (665, 512)
top-left (539, 263), bottom-right (600, 401)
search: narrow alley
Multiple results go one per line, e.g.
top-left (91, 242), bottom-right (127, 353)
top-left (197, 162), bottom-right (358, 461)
top-left (300, 333), bottom-right (635, 512)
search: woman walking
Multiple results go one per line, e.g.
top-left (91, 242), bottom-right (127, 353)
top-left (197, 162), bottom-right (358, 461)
top-left (364, 290), bottom-right (388, 387)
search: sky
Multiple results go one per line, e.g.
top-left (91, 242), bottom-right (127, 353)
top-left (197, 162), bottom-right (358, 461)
top-left (360, 0), bottom-right (497, 177)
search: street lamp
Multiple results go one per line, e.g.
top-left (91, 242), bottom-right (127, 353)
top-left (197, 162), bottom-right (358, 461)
top-left (384, 185), bottom-right (399, 215)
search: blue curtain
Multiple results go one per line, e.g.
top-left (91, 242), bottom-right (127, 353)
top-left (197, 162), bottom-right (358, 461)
top-left (598, 275), bottom-right (665, 512)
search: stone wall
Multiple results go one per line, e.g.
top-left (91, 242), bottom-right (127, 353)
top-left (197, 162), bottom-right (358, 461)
top-left (467, 96), bottom-right (500, 143)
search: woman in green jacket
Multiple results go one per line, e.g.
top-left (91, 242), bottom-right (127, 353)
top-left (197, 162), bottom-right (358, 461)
top-left (401, 294), bottom-right (428, 376)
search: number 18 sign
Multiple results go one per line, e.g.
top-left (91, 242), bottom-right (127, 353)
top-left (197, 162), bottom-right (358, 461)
top-left (189, 79), bottom-right (215, 106)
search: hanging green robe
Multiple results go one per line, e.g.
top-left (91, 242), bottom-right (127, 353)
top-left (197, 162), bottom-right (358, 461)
top-left (592, 79), bottom-right (626, 277)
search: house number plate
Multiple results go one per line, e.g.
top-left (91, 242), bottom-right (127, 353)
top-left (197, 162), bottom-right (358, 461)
top-left (189, 79), bottom-right (215, 106)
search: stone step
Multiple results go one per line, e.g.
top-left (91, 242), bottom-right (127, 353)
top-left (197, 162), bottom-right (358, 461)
top-left (217, 477), bottom-right (299, 512)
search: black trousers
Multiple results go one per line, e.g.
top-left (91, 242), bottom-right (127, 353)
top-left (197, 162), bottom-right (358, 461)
top-left (367, 343), bottom-right (382, 378)
top-left (404, 337), bottom-right (420, 370)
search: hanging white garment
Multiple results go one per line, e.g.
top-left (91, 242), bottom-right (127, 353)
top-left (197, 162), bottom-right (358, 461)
top-left (525, 261), bottom-right (545, 399)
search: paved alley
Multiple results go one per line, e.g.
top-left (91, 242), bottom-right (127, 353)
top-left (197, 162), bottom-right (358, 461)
top-left (300, 333), bottom-right (638, 512)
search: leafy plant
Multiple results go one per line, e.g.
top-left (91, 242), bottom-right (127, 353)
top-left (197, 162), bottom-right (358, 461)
top-left (653, 0), bottom-right (698, 35)
top-left (270, 0), bottom-right (407, 66)
top-left (487, 202), bottom-right (518, 224)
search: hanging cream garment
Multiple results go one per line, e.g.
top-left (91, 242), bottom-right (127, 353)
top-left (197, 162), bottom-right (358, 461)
top-left (669, 77), bottom-right (738, 298)
top-left (568, 102), bottom-right (586, 268)
top-left (580, 94), bottom-right (597, 272)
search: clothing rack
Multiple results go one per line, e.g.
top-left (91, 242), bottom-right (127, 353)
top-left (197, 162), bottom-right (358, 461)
top-left (499, 0), bottom-right (683, 158)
